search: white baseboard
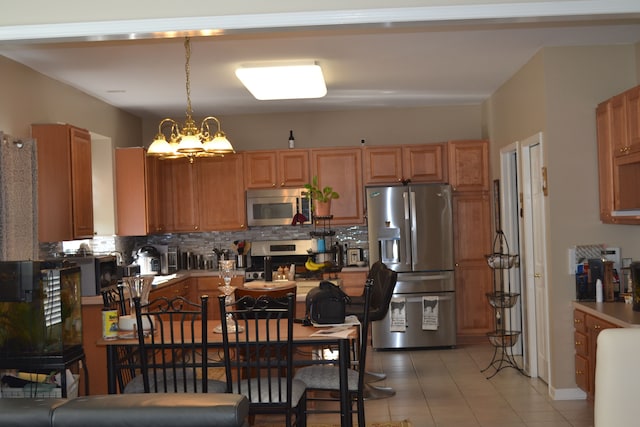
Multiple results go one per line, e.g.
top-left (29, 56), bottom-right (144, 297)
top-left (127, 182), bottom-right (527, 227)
top-left (550, 386), bottom-right (587, 400)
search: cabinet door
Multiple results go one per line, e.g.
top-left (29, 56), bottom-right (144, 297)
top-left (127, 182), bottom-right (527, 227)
top-left (611, 93), bottom-right (629, 157)
top-left (454, 262), bottom-right (493, 338)
top-left (403, 143), bottom-right (447, 183)
top-left (165, 159), bottom-right (199, 232)
top-left (145, 155), bottom-right (165, 233)
top-left (197, 154), bottom-right (246, 231)
top-left (613, 151), bottom-right (640, 211)
top-left (596, 102), bottom-right (615, 223)
top-left (244, 151), bottom-right (277, 189)
top-left (448, 140), bottom-right (490, 192)
top-left (115, 148), bottom-right (165, 235)
top-left (277, 149), bottom-right (309, 188)
top-left (627, 86), bottom-right (640, 152)
top-left (69, 127), bottom-right (94, 238)
top-left (311, 148), bottom-right (364, 225)
top-left (363, 146), bottom-right (403, 184)
top-left (453, 192), bottom-right (493, 339)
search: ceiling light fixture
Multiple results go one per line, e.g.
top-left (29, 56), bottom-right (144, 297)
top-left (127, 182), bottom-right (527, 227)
top-left (235, 61), bottom-right (327, 100)
top-left (147, 37), bottom-right (234, 163)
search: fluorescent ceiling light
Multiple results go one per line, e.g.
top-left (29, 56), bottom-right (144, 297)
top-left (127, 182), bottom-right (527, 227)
top-left (236, 61), bottom-right (327, 100)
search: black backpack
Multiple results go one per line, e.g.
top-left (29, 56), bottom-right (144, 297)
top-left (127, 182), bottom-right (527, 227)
top-left (305, 281), bottom-right (351, 324)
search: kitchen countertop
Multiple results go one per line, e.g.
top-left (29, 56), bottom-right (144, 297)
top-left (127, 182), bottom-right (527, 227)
top-left (573, 301), bottom-right (640, 327)
top-left (82, 270), bottom-right (332, 305)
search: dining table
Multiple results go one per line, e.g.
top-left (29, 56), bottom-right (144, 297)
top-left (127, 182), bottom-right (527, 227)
top-left (97, 318), bottom-right (358, 427)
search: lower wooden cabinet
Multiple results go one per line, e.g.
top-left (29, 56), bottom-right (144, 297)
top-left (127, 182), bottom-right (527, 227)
top-left (573, 309), bottom-right (618, 399)
top-left (195, 276), bottom-right (244, 321)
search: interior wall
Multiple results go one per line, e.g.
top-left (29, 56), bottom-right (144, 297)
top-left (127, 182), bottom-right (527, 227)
top-left (0, 55), bottom-right (142, 146)
top-left (485, 44), bottom-right (639, 396)
top-left (142, 104), bottom-right (483, 151)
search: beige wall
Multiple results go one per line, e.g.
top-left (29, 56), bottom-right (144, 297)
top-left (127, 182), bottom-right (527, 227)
top-left (142, 105), bottom-right (483, 151)
top-left (486, 44), bottom-right (639, 395)
top-left (0, 55), bottom-right (141, 145)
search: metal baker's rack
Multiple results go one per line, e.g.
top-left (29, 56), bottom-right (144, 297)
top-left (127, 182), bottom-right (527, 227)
top-left (481, 179), bottom-right (526, 379)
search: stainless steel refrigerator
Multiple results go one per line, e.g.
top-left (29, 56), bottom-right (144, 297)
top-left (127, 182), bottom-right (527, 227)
top-left (367, 184), bottom-right (456, 349)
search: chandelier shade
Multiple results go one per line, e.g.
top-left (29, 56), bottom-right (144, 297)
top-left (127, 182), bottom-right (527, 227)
top-left (147, 37), bottom-right (234, 162)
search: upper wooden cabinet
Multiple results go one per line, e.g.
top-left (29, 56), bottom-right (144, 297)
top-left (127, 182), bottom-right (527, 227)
top-left (196, 154), bottom-right (246, 231)
top-left (114, 148), bottom-right (165, 235)
top-left (310, 147), bottom-right (364, 225)
top-left (162, 154), bottom-right (246, 232)
top-left (32, 124), bottom-right (94, 242)
top-left (447, 140), bottom-right (490, 192)
top-left (244, 149), bottom-right (309, 189)
top-left (596, 85), bottom-right (640, 223)
top-left (363, 144), bottom-right (447, 184)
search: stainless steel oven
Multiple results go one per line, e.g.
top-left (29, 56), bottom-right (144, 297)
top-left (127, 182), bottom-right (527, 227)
top-left (246, 188), bottom-right (312, 227)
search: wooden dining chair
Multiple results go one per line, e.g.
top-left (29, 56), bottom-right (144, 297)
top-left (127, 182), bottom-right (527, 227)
top-left (293, 278), bottom-right (373, 427)
top-left (218, 292), bottom-right (306, 427)
top-left (125, 294), bottom-right (227, 394)
top-left (100, 284), bottom-right (141, 393)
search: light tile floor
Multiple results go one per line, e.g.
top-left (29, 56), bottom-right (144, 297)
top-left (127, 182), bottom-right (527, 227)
top-left (259, 343), bottom-right (594, 426)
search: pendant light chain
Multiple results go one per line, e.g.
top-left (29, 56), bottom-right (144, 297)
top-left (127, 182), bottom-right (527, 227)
top-left (185, 37), bottom-right (193, 118)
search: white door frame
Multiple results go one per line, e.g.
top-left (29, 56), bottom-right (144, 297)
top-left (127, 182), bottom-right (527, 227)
top-left (499, 142), bottom-right (524, 359)
top-left (499, 132), bottom-right (550, 384)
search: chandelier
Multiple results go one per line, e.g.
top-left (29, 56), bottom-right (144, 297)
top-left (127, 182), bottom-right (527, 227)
top-left (147, 37), bottom-right (234, 162)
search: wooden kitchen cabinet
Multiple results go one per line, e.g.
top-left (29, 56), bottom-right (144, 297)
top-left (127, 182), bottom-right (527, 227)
top-left (162, 154), bottom-right (246, 232)
top-left (573, 309), bottom-right (619, 399)
top-left (596, 85), bottom-right (640, 223)
top-left (363, 144), bottom-right (447, 185)
top-left (448, 139), bottom-right (492, 342)
top-left (447, 140), bottom-right (490, 192)
top-left (324, 270), bottom-right (368, 297)
top-left (115, 148), bottom-right (165, 235)
top-left (33, 123), bottom-right (94, 242)
top-left (244, 149), bottom-right (309, 189)
top-left (196, 154), bottom-right (246, 231)
top-left (195, 276), bottom-right (244, 321)
top-left (452, 192), bottom-right (493, 341)
top-left (310, 147), bottom-right (364, 225)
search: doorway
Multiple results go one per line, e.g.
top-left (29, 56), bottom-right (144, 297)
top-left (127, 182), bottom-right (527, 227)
top-left (500, 132), bottom-right (550, 384)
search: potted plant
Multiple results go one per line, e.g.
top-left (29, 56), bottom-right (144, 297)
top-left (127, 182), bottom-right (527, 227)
top-left (304, 175), bottom-right (339, 217)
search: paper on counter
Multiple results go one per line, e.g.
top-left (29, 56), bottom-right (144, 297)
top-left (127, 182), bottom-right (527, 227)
top-left (311, 326), bottom-right (354, 338)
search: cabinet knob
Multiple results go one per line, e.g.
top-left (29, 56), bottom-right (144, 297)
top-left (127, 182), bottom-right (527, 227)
top-left (576, 370), bottom-right (584, 375)
top-left (593, 324), bottom-right (601, 330)
top-left (575, 340), bottom-right (582, 346)
top-left (574, 318), bottom-right (582, 324)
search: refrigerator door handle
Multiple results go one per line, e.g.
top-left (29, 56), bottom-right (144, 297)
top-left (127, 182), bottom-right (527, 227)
top-left (403, 295), bottom-right (454, 303)
top-left (409, 190), bottom-right (418, 262)
top-left (400, 274), bottom-right (450, 281)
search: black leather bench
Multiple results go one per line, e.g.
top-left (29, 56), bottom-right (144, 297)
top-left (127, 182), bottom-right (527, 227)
top-left (0, 393), bottom-right (249, 427)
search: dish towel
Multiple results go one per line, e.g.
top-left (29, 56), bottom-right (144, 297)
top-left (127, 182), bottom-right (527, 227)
top-left (389, 296), bottom-right (406, 332)
top-left (422, 296), bottom-right (439, 330)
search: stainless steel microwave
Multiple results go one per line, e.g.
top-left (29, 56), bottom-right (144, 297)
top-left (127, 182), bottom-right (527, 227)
top-left (246, 188), bottom-right (312, 227)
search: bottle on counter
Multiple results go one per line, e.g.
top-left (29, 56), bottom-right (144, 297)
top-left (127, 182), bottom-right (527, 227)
top-left (264, 256), bottom-right (273, 281)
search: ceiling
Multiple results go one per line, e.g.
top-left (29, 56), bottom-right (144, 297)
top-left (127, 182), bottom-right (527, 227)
top-left (1, 14), bottom-right (640, 120)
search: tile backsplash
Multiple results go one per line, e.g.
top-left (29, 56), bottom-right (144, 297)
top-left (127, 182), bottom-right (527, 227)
top-left (40, 225), bottom-right (369, 267)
